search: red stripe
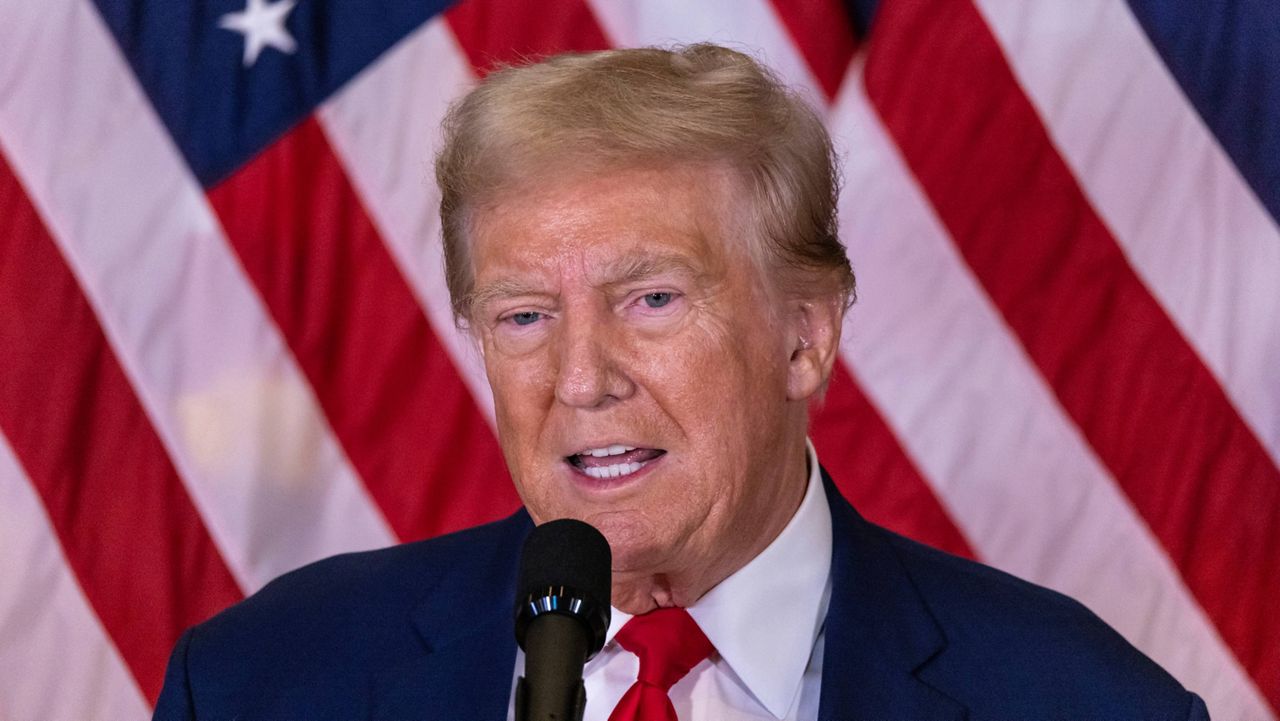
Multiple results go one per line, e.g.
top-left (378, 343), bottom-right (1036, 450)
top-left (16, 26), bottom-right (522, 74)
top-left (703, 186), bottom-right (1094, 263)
top-left (768, 0), bottom-right (858, 100)
top-left (812, 361), bottom-right (976, 559)
top-left (445, 0), bottom-right (610, 77)
top-left (864, 0), bottom-right (1280, 707)
top-left (207, 117), bottom-right (520, 542)
top-left (0, 152), bottom-right (244, 703)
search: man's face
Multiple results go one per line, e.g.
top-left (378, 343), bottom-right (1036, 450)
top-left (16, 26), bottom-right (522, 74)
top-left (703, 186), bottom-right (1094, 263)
top-left (468, 164), bottom-right (809, 604)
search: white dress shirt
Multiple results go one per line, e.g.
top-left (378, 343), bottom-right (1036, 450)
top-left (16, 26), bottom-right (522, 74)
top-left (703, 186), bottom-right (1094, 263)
top-left (510, 441), bottom-right (833, 720)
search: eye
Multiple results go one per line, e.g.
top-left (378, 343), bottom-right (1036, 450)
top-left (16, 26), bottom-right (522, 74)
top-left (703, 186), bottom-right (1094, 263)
top-left (508, 311), bottom-right (543, 326)
top-left (642, 292), bottom-right (674, 309)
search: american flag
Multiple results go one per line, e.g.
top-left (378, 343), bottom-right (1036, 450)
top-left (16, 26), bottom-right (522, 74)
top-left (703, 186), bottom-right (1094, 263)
top-left (0, 0), bottom-right (1275, 717)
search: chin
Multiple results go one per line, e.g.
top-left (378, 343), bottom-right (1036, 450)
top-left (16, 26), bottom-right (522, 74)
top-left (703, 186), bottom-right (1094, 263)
top-left (586, 512), bottom-right (671, 574)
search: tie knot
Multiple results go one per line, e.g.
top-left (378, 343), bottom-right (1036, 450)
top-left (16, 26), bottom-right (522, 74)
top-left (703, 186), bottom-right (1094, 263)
top-left (613, 607), bottom-right (713, 691)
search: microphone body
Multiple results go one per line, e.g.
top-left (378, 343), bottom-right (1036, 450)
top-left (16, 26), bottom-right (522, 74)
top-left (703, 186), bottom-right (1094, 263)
top-left (514, 519), bottom-right (611, 721)
top-left (515, 612), bottom-right (589, 720)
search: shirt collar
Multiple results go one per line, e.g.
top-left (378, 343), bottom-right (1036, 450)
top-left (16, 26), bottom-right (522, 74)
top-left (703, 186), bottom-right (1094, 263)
top-left (594, 441), bottom-right (832, 718)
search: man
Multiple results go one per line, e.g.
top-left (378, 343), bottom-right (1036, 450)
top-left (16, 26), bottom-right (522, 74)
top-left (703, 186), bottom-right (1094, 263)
top-left (154, 44), bottom-right (1207, 720)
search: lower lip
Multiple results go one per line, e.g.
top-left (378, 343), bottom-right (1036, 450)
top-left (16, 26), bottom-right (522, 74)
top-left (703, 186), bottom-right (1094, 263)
top-left (567, 453), bottom-right (665, 490)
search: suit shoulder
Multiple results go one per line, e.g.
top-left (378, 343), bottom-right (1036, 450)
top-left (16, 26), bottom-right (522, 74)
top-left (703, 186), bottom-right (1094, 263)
top-left (881, 528), bottom-right (1089, 623)
top-left (876, 527), bottom-right (1200, 715)
top-left (213, 511), bottom-right (524, 625)
top-left (182, 512), bottom-right (528, 685)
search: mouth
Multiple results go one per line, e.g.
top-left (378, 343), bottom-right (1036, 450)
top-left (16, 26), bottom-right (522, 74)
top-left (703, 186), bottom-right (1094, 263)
top-left (565, 444), bottom-right (667, 481)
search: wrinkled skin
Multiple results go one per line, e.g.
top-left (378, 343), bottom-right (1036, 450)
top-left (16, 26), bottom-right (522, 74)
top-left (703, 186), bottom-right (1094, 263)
top-left (468, 163), bottom-right (842, 613)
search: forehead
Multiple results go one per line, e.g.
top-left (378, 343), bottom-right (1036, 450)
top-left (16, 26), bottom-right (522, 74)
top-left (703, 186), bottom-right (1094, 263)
top-left (468, 164), bottom-right (744, 288)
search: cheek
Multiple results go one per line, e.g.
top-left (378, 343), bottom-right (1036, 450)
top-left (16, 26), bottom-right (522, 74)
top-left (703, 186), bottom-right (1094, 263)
top-left (484, 348), bottom-right (556, 464)
top-left (690, 309), bottom-right (785, 390)
top-left (484, 329), bottom-right (553, 402)
top-left (629, 311), bottom-right (785, 441)
top-left (627, 323), bottom-right (730, 405)
top-left (688, 321), bottom-right (791, 468)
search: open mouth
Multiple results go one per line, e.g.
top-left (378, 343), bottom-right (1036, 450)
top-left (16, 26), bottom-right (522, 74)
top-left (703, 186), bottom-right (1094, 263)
top-left (565, 444), bottom-right (667, 480)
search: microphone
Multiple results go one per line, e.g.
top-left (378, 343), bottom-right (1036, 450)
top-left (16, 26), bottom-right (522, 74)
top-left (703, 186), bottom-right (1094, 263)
top-left (514, 519), bottom-right (611, 721)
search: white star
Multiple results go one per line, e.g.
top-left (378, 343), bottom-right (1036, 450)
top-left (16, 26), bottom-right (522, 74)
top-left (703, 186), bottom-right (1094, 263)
top-left (219, 0), bottom-right (299, 67)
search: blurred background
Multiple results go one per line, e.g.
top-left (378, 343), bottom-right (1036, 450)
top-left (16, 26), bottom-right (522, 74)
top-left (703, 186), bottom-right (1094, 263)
top-left (0, 0), bottom-right (1276, 718)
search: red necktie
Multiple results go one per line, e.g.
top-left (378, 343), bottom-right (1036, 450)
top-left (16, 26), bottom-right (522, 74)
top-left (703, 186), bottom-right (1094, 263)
top-left (607, 607), bottom-right (714, 721)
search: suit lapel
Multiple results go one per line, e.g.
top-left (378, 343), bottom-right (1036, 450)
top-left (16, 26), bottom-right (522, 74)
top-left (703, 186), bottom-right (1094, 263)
top-left (371, 512), bottom-right (533, 721)
top-left (817, 472), bottom-right (967, 721)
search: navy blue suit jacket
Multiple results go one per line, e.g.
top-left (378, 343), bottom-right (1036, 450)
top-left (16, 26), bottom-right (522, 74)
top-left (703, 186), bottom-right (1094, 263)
top-left (154, 474), bottom-right (1209, 719)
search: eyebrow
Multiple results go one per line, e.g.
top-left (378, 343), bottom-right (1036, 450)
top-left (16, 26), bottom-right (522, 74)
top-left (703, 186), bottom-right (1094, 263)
top-left (597, 252), bottom-right (704, 289)
top-left (466, 278), bottom-right (548, 313)
top-left (466, 252), bottom-right (705, 313)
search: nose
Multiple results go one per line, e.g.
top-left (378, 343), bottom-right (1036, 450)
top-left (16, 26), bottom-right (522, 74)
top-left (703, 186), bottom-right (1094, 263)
top-left (553, 308), bottom-right (635, 408)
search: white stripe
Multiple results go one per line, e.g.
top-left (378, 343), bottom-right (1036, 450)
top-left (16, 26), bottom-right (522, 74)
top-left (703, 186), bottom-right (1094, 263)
top-left (0, 0), bottom-right (395, 591)
top-left (832, 63), bottom-right (1273, 720)
top-left (586, 0), bottom-right (827, 109)
top-left (974, 0), bottom-right (1280, 472)
top-left (0, 432), bottom-right (151, 720)
top-left (318, 18), bottom-right (495, 426)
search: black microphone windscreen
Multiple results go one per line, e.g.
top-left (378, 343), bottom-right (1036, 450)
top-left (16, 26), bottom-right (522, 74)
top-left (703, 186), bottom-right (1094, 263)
top-left (517, 518), bottom-right (611, 610)
top-left (514, 519), bottom-right (610, 718)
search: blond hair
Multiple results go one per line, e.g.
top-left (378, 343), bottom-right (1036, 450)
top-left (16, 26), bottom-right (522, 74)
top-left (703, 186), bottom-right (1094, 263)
top-left (435, 43), bottom-right (855, 322)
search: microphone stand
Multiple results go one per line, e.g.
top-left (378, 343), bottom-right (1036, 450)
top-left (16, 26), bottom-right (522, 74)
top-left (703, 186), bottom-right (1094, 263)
top-left (512, 612), bottom-right (588, 720)
top-left (514, 587), bottom-right (603, 721)
top-left (514, 677), bottom-right (586, 721)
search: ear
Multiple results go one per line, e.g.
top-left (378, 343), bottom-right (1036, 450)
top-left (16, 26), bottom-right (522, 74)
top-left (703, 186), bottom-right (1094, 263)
top-left (785, 295), bottom-right (844, 402)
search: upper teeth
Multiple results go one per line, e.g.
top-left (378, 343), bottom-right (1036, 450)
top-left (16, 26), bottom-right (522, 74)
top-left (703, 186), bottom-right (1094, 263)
top-left (582, 444), bottom-right (634, 457)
